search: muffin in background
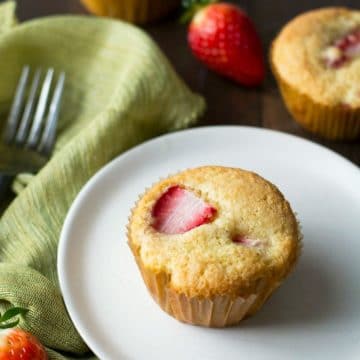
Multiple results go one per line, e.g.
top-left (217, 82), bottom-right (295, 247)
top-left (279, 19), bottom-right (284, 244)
top-left (80, 0), bottom-right (180, 24)
top-left (271, 7), bottom-right (360, 140)
top-left (128, 166), bottom-right (301, 327)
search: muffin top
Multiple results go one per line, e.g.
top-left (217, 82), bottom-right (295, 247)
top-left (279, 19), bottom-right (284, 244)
top-left (128, 166), bottom-right (300, 298)
top-left (271, 7), bottom-right (360, 107)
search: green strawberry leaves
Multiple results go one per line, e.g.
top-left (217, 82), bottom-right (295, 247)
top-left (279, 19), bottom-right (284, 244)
top-left (0, 320), bottom-right (20, 329)
top-left (182, 0), bottom-right (216, 8)
top-left (0, 307), bottom-right (28, 329)
top-left (180, 0), bottom-right (217, 23)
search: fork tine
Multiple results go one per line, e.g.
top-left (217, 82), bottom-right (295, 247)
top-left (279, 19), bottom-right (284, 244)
top-left (15, 68), bottom-right (42, 145)
top-left (26, 68), bottom-right (54, 149)
top-left (37, 72), bottom-right (65, 155)
top-left (3, 66), bottom-right (30, 144)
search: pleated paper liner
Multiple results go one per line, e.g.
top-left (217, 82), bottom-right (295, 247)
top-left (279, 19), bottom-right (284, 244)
top-left (132, 251), bottom-right (271, 327)
top-left (80, 0), bottom-right (180, 24)
top-left (128, 237), bottom-right (286, 327)
top-left (128, 228), bottom-right (302, 326)
top-left (271, 57), bottom-right (360, 141)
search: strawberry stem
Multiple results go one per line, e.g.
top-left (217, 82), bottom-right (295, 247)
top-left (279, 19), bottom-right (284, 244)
top-left (0, 307), bottom-right (28, 329)
top-left (180, 0), bottom-right (217, 23)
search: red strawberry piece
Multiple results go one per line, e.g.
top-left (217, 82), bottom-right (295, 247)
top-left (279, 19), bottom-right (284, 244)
top-left (152, 185), bottom-right (216, 234)
top-left (0, 307), bottom-right (47, 360)
top-left (324, 28), bottom-right (360, 68)
top-left (0, 329), bottom-right (48, 360)
top-left (233, 234), bottom-right (261, 247)
top-left (187, 2), bottom-right (265, 86)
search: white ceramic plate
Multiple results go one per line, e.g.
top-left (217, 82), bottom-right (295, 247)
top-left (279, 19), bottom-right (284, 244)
top-left (58, 126), bottom-right (360, 360)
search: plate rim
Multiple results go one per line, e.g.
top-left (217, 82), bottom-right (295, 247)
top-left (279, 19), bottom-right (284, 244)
top-left (57, 125), bottom-right (360, 359)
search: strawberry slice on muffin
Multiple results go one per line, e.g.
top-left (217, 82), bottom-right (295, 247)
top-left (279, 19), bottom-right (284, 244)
top-left (152, 186), bottom-right (216, 234)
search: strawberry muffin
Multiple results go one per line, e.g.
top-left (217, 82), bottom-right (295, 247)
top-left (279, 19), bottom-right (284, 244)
top-left (271, 7), bottom-right (360, 140)
top-left (128, 166), bottom-right (301, 327)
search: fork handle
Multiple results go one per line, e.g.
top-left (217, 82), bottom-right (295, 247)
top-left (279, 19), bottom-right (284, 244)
top-left (0, 175), bottom-right (14, 203)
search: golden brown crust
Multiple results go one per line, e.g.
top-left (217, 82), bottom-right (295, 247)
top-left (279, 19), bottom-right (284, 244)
top-left (271, 7), bottom-right (360, 107)
top-left (128, 166), bottom-right (301, 299)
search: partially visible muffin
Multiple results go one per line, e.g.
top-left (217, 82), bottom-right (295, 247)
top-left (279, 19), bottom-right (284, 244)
top-left (271, 7), bottom-right (360, 140)
top-left (80, 0), bottom-right (180, 24)
top-left (128, 166), bottom-right (301, 327)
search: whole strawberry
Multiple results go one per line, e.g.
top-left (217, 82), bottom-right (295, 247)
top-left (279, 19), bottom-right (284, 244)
top-left (0, 307), bottom-right (47, 360)
top-left (184, 1), bottom-right (265, 86)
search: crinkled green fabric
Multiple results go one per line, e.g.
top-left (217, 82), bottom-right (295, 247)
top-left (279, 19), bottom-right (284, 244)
top-left (0, 2), bottom-right (205, 358)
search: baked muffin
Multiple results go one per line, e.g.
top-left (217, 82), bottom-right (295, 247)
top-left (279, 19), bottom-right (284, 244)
top-left (80, 0), bottom-right (180, 24)
top-left (271, 7), bottom-right (360, 140)
top-left (128, 166), bottom-right (301, 327)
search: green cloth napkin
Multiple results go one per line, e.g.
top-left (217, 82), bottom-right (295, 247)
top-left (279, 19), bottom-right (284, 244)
top-left (0, 2), bottom-right (205, 358)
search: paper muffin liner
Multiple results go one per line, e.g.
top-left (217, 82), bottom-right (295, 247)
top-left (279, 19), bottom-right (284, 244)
top-left (129, 248), bottom-right (281, 327)
top-left (80, 0), bottom-right (180, 24)
top-left (271, 56), bottom-right (360, 141)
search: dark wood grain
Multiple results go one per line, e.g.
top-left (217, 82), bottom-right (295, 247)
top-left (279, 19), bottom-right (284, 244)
top-left (3, 0), bottom-right (360, 169)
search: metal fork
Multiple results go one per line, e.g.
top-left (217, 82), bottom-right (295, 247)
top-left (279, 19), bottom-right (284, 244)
top-left (0, 66), bottom-right (65, 199)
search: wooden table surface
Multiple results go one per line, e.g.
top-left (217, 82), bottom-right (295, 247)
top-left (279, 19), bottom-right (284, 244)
top-left (1, 0), bottom-right (360, 336)
top-left (1, 0), bottom-right (359, 350)
top-left (8, 0), bottom-right (360, 169)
